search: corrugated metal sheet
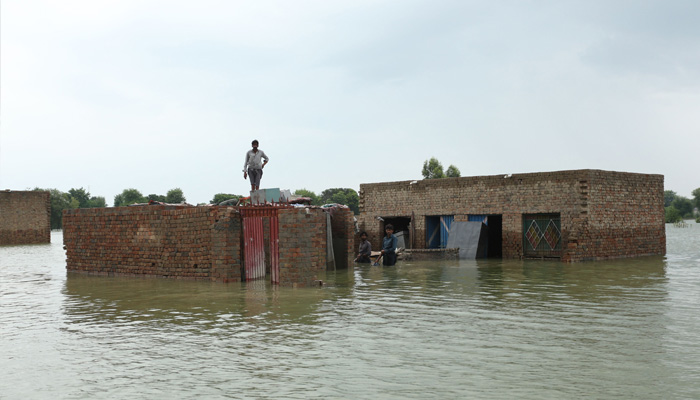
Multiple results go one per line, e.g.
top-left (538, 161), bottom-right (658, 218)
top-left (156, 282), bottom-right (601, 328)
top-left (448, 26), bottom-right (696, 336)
top-left (270, 214), bottom-right (279, 284)
top-left (240, 206), bottom-right (282, 284)
top-left (243, 216), bottom-right (265, 281)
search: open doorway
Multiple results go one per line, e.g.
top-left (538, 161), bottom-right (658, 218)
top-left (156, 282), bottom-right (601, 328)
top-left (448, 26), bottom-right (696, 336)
top-left (486, 215), bottom-right (502, 258)
top-left (467, 214), bottom-right (502, 258)
top-left (381, 216), bottom-right (412, 249)
top-left (426, 215), bottom-right (454, 249)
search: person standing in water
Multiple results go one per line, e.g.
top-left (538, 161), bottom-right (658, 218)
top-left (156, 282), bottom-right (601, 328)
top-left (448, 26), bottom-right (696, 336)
top-left (243, 139), bottom-right (269, 191)
top-left (355, 231), bottom-right (372, 263)
top-left (381, 224), bottom-right (398, 266)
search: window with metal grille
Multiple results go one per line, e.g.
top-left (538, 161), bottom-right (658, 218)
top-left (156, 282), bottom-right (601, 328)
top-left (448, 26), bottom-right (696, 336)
top-left (522, 213), bottom-right (562, 258)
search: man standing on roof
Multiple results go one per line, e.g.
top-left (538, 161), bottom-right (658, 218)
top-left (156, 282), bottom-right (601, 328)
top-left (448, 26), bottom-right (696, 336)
top-left (243, 139), bottom-right (269, 191)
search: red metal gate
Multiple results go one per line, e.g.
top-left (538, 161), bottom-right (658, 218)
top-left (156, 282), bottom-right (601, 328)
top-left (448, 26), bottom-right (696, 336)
top-left (270, 214), bottom-right (279, 284)
top-left (240, 207), bottom-right (280, 283)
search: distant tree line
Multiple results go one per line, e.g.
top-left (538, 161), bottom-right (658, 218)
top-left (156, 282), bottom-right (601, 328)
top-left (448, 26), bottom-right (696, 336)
top-left (36, 183), bottom-right (697, 229)
top-left (113, 188), bottom-right (186, 207)
top-left (211, 188), bottom-right (360, 214)
top-left (33, 187), bottom-right (106, 229)
top-left (34, 186), bottom-right (361, 229)
top-left (293, 188), bottom-right (359, 214)
top-left (664, 189), bottom-right (700, 223)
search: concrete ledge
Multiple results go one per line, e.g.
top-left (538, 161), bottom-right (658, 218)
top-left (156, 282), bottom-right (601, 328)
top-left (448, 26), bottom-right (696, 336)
top-left (401, 248), bottom-right (459, 261)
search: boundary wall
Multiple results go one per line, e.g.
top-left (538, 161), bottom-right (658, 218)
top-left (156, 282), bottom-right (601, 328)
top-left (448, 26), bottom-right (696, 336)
top-left (357, 169), bottom-right (665, 262)
top-left (0, 190), bottom-right (51, 245)
top-left (63, 205), bottom-right (355, 286)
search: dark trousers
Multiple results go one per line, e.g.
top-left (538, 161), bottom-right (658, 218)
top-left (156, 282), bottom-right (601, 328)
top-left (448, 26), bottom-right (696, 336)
top-left (382, 252), bottom-right (397, 266)
top-left (356, 255), bottom-right (371, 263)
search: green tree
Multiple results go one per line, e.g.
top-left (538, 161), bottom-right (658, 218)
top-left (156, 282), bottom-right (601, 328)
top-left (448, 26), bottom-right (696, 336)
top-left (69, 197), bottom-right (80, 209)
top-left (88, 196), bottom-right (107, 208)
top-left (147, 194), bottom-right (166, 203)
top-left (211, 193), bottom-right (240, 205)
top-left (422, 157), bottom-right (445, 179)
top-left (293, 189), bottom-right (321, 205)
top-left (445, 165), bottom-right (461, 178)
top-left (692, 187), bottom-right (700, 210)
top-left (664, 190), bottom-right (677, 207)
top-left (114, 188), bottom-right (146, 207)
top-left (35, 187), bottom-right (106, 228)
top-left (665, 206), bottom-right (682, 223)
top-left (165, 188), bottom-right (186, 204)
top-left (671, 197), bottom-right (694, 218)
top-left (320, 188), bottom-right (360, 214)
top-left (68, 187), bottom-right (91, 208)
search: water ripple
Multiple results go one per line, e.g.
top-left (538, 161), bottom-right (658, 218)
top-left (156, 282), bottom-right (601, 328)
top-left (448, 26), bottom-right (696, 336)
top-left (1, 228), bottom-right (700, 399)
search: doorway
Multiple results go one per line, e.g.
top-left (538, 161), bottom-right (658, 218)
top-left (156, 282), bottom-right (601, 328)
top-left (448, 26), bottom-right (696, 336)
top-left (426, 215), bottom-right (454, 249)
top-left (381, 216), bottom-right (412, 249)
top-left (466, 214), bottom-right (502, 258)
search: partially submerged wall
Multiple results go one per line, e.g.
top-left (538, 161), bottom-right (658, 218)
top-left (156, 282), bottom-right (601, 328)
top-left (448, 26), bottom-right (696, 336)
top-left (276, 207), bottom-right (355, 287)
top-left (0, 190), bottom-right (51, 245)
top-left (576, 170), bottom-right (665, 260)
top-left (357, 169), bottom-right (665, 262)
top-left (64, 206), bottom-right (242, 281)
top-left (328, 207), bottom-right (356, 270)
top-left (63, 205), bottom-right (356, 285)
top-left (278, 208), bottom-right (327, 287)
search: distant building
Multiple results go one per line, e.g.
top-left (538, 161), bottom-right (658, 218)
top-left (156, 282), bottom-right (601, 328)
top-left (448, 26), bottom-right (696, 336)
top-left (0, 190), bottom-right (51, 245)
top-left (357, 169), bottom-right (665, 262)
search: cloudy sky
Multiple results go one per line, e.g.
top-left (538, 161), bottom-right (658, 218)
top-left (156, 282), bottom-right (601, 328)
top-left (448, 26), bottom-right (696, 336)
top-left (1, 0), bottom-right (698, 205)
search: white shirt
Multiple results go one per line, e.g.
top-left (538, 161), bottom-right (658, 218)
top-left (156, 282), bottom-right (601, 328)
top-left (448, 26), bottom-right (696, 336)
top-left (243, 149), bottom-right (269, 172)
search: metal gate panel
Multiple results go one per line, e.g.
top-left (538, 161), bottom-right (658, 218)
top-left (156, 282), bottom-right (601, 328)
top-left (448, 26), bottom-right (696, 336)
top-left (427, 215), bottom-right (454, 249)
top-left (439, 215), bottom-right (454, 249)
top-left (426, 216), bottom-right (440, 248)
top-left (243, 216), bottom-right (265, 281)
top-left (240, 206), bottom-right (283, 284)
top-left (270, 214), bottom-right (279, 284)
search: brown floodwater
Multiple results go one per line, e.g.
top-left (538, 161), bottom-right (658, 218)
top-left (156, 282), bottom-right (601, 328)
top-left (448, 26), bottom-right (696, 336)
top-left (1, 224), bottom-right (699, 399)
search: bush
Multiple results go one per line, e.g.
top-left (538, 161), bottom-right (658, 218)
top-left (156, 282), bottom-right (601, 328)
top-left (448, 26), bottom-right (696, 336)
top-left (665, 206), bottom-right (682, 223)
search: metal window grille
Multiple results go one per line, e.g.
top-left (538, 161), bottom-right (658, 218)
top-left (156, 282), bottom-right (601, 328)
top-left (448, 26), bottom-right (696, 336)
top-left (522, 214), bottom-right (562, 258)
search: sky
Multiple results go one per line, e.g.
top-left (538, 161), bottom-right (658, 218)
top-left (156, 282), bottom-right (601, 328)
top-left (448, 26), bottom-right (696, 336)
top-left (1, 0), bottom-right (699, 205)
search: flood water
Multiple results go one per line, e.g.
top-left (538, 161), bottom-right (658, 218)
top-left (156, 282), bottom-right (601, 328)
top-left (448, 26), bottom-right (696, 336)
top-left (2, 224), bottom-right (700, 399)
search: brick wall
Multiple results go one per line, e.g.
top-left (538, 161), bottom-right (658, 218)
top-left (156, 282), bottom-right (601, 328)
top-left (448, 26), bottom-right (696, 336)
top-left (357, 169), bottom-right (665, 262)
top-left (0, 190), bottom-right (51, 245)
top-left (64, 206), bottom-right (242, 281)
top-left (329, 207), bottom-right (356, 269)
top-left (64, 205), bottom-right (355, 285)
top-left (572, 170), bottom-right (666, 261)
top-left (277, 208), bottom-right (327, 287)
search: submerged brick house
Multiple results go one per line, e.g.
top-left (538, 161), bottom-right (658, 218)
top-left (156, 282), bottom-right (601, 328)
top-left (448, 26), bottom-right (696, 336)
top-left (356, 169), bottom-right (665, 262)
top-left (0, 190), bottom-right (51, 245)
